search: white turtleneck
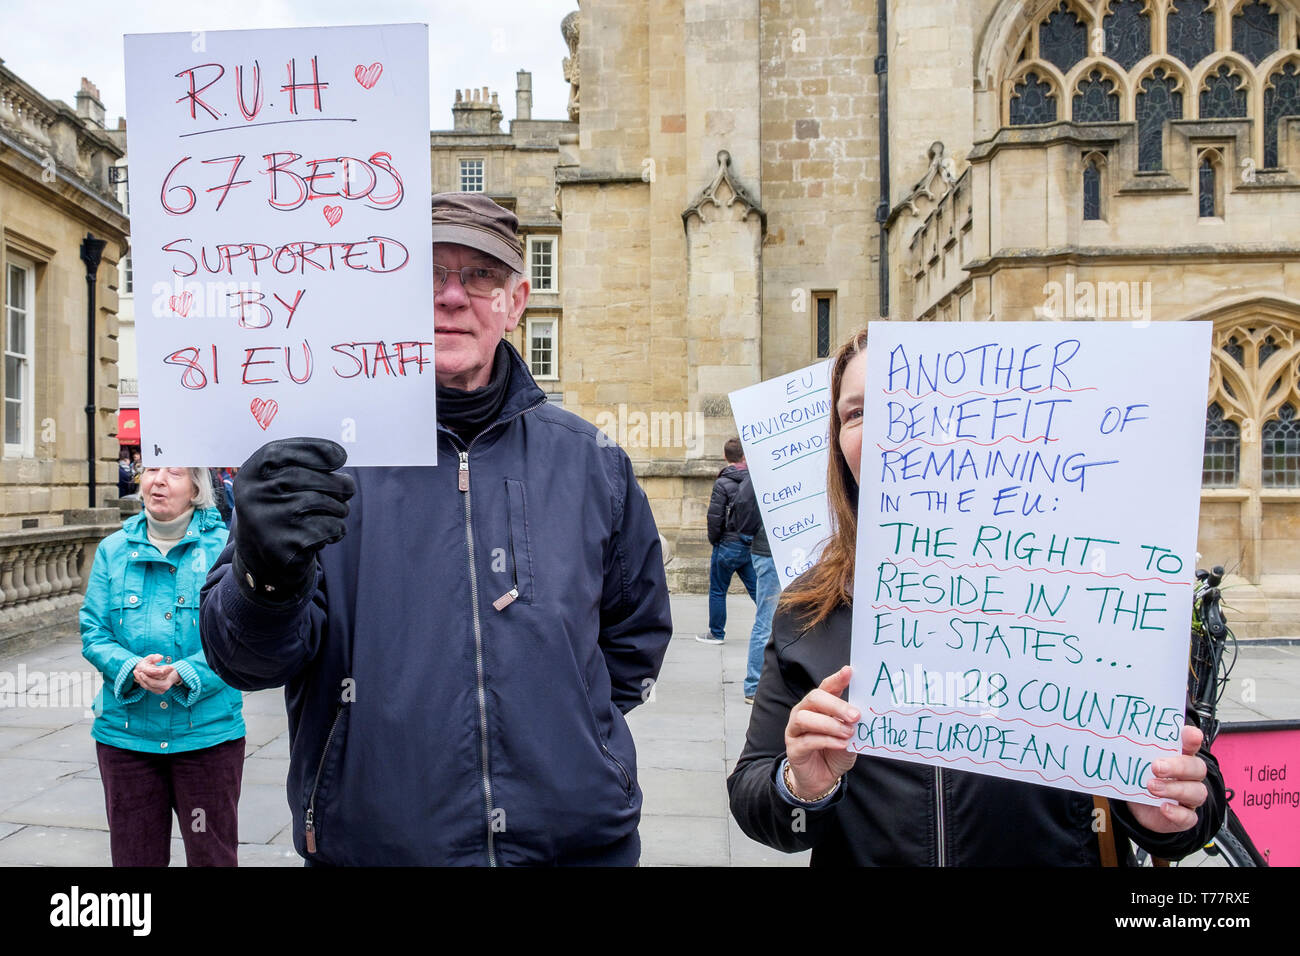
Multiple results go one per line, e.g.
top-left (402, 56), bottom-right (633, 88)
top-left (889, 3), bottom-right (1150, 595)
top-left (146, 507), bottom-right (194, 556)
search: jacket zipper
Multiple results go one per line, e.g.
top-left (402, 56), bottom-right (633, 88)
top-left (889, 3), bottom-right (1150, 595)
top-left (493, 503), bottom-right (521, 611)
top-left (454, 396), bottom-right (545, 868)
top-left (305, 703), bottom-right (345, 854)
top-left (602, 743), bottom-right (633, 796)
top-left (934, 767), bottom-right (946, 867)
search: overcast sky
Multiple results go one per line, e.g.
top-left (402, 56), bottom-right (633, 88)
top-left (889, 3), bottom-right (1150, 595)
top-left (1, 0), bottom-right (578, 129)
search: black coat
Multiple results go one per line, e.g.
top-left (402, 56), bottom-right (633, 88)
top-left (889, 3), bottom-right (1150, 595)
top-left (706, 464), bottom-right (753, 546)
top-left (727, 602), bottom-right (1226, 865)
top-left (201, 345), bottom-right (673, 865)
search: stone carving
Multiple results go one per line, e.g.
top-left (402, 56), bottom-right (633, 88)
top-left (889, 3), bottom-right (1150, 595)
top-left (562, 8), bottom-right (581, 122)
top-left (681, 150), bottom-right (767, 232)
top-left (897, 141), bottom-right (961, 218)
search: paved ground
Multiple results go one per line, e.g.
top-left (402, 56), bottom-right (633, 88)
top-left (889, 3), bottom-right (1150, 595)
top-left (0, 593), bottom-right (1296, 867)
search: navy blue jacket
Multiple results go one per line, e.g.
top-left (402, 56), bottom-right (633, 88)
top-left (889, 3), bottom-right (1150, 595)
top-left (199, 345), bottom-right (673, 865)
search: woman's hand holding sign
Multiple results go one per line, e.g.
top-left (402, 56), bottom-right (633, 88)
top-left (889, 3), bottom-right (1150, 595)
top-left (785, 665), bottom-right (859, 801)
top-left (1123, 725), bottom-right (1210, 833)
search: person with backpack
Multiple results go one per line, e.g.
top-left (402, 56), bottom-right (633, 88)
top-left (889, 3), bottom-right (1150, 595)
top-left (697, 438), bottom-right (757, 644)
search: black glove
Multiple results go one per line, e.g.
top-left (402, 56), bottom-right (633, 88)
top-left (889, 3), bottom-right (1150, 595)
top-left (231, 437), bottom-right (356, 606)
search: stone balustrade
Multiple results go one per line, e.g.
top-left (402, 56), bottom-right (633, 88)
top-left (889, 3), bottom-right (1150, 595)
top-left (0, 62), bottom-right (121, 202)
top-left (0, 518), bottom-right (121, 653)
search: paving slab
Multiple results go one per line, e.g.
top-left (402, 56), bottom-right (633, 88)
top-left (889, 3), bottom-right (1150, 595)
top-left (1, 777), bottom-right (110, 830)
top-left (639, 814), bottom-right (729, 866)
top-left (0, 825), bottom-right (111, 866)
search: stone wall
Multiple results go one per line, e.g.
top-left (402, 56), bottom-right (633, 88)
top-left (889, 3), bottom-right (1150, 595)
top-left (759, 0), bottom-right (878, 370)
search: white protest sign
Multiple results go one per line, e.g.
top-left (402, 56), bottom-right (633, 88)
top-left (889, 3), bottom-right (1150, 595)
top-left (124, 24), bottom-right (435, 466)
top-left (848, 322), bottom-right (1211, 806)
top-left (730, 360), bottom-right (832, 589)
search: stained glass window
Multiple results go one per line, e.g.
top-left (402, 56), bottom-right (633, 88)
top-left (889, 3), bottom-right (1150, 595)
top-left (1233, 1), bottom-right (1280, 66)
top-left (1167, 0), bottom-right (1216, 68)
top-left (1075, 70), bottom-right (1121, 122)
top-left (1260, 336), bottom-right (1281, 365)
top-left (1203, 403), bottom-right (1240, 486)
top-left (1039, 3), bottom-right (1088, 74)
top-left (1262, 404), bottom-right (1300, 487)
top-left (1137, 69), bottom-right (1183, 170)
top-left (1265, 63), bottom-right (1300, 167)
top-left (1084, 159), bottom-right (1103, 219)
top-left (1200, 65), bottom-right (1249, 118)
top-left (1104, 0), bottom-right (1151, 71)
top-left (1011, 72), bottom-right (1058, 125)
top-left (1225, 337), bottom-right (1245, 366)
top-left (1199, 154), bottom-right (1218, 217)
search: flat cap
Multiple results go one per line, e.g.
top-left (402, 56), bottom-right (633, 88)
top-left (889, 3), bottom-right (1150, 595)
top-left (430, 192), bottom-right (525, 273)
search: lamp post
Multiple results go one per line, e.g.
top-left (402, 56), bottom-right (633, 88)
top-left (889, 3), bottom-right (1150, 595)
top-left (80, 233), bottom-right (107, 508)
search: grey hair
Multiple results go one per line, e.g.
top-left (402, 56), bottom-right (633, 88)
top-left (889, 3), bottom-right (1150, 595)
top-left (187, 468), bottom-right (216, 510)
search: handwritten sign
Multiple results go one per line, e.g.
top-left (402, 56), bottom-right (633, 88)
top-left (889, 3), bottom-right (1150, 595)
top-left (730, 361), bottom-right (833, 589)
top-left (124, 24), bottom-right (435, 466)
top-left (847, 322), bottom-right (1211, 806)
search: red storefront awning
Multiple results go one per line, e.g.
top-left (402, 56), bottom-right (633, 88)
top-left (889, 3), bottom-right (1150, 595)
top-left (117, 408), bottom-right (140, 444)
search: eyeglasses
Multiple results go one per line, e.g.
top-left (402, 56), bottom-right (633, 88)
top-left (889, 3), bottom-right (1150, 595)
top-left (433, 264), bottom-right (509, 297)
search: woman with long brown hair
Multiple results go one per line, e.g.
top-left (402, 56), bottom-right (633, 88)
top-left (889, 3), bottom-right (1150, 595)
top-left (726, 328), bottom-right (1224, 865)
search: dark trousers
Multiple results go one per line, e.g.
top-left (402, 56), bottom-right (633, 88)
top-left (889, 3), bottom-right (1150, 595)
top-left (96, 737), bottom-right (245, 867)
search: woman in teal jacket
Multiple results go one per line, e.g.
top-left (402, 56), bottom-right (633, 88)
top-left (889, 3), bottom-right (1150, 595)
top-left (81, 466), bottom-right (245, 866)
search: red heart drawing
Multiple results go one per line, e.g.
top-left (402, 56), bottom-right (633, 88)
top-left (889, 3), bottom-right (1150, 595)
top-left (250, 397), bottom-right (279, 430)
top-left (323, 205), bottom-right (343, 227)
top-left (168, 291), bottom-right (194, 317)
top-left (355, 62), bottom-right (383, 89)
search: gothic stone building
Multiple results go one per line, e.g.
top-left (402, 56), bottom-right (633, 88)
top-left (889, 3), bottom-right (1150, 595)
top-left (555, 0), bottom-right (1298, 631)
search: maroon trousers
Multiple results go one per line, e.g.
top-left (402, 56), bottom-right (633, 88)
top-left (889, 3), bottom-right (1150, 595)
top-left (96, 737), bottom-right (245, 867)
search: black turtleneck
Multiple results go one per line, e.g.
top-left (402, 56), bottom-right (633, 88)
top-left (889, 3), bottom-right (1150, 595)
top-left (436, 339), bottom-right (513, 443)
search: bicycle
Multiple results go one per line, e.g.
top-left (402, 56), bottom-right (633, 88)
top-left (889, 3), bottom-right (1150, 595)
top-left (1135, 566), bottom-right (1268, 867)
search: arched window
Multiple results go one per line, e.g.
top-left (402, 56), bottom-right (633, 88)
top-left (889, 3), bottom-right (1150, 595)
top-left (1204, 403), bottom-right (1241, 486)
top-left (1265, 61), bottom-right (1300, 167)
top-left (1234, 0), bottom-right (1281, 65)
top-left (1039, 2), bottom-right (1089, 72)
top-left (1262, 403), bottom-right (1300, 485)
top-left (1075, 69), bottom-right (1122, 121)
top-left (1104, 0), bottom-right (1153, 70)
top-left (1011, 71), bottom-right (1059, 124)
top-left (1200, 64), bottom-right (1249, 118)
top-left (1083, 151), bottom-right (1107, 218)
top-left (1003, 0), bottom-right (1300, 180)
top-left (1167, 0), bottom-right (1217, 68)
top-left (1137, 68), bottom-right (1184, 169)
top-left (1207, 315), bottom-right (1300, 490)
top-left (1199, 148), bottom-right (1224, 216)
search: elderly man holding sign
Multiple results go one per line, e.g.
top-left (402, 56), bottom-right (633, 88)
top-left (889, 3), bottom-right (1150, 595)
top-left (200, 194), bottom-right (672, 866)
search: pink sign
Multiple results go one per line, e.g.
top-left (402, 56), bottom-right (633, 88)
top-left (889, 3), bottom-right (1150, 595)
top-left (1212, 723), bottom-right (1300, 867)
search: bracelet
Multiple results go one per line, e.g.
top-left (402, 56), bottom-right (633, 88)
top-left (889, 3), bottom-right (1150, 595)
top-left (784, 760), bottom-right (840, 803)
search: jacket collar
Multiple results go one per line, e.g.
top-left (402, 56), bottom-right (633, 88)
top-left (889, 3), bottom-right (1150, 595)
top-left (123, 506), bottom-right (222, 545)
top-left (437, 339), bottom-right (546, 441)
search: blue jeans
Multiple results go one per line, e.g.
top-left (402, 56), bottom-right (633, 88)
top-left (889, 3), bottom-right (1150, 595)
top-left (745, 553), bottom-right (780, 697)
top-left (707, 538), bottom-right (756, 640)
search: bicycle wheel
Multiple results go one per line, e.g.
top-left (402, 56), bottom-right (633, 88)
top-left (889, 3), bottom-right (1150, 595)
top-left (1146, 824), bottom-right (1257, 867)
top-left (1132, 814), bottom-right (1260, 867)
top-left (1206, 822), bottom-right (1258, 868)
